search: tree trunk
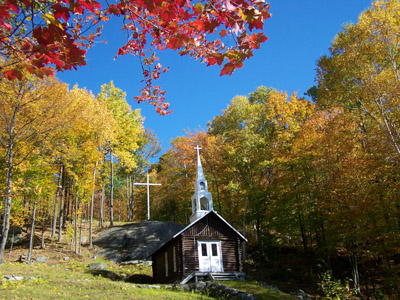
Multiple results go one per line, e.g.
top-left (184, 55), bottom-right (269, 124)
top-left (89, 162), bottom-right (98, 248)
top-left (126, 175), bottom-right (130, 222)
top-left (130, 175), bottom-right (135, 222)
top-left (8, 227), bottom-right (14, 260)
top-left (0, 105), bottom-right (18, 265)
top-left (350, 252), bottom-right (361, 295)
top-left (242, 195), bottom-right (248, 265)
top-left (79, 198), bottom-right (84, 255)
top-left (58, 182), bottom-right (65, 243)
top-left (74, 191), bottom-right (78, 254)
top-left (27, 200), bottom-right (37, 263)
top-left (110, 151), bottom-right (114, 226)
top-left (51, 165), bottom-right (63, 239)
top-left (41, 216), bottom-right (46, 249)
top-left (99, 186), bottom-right (105, 228)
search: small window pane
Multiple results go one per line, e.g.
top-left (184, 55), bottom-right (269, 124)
top-left (201, 243), bottom-right (207, 256)
top-left (211, 244), bottom-right (218, 256)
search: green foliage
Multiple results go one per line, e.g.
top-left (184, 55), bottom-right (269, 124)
top-left (318, 272), bottom-right (356, 300)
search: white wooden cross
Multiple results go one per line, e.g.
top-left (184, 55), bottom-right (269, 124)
top-left (134, 173), bottom-right (161, 220)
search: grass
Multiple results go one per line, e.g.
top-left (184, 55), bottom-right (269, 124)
top-left (222, 280), bottom-right (299, 300)
top-left (0, 260), bottom-right (214, 300)
top-left (0, 240), bottom-right (213, 300)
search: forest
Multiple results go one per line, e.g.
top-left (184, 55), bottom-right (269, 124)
top-left (1, 0), bottom-right (400, 299)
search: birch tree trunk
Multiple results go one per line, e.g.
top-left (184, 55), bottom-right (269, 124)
top-left (51, 165), bottom-right (63, 239)
top-left (109, 151), bottom-right (114, 226)
top-left (126, 175), bottom-right (130, 222)
top-left (89, 162), bottom-right (98, 248)
top-left (74, 191), bottom-right (78, 254)
top-left (27, 200), bottom-right (37, 263)
top-left (99, 186), bottom-right (105, 228)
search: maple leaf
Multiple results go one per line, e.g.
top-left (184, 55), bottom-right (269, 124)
top-left (220, 62), bottom-right (236, 76)
top-left (52, 4), bottom-right (70, 22)
top-left (4, 69), bottom-right (22, 80)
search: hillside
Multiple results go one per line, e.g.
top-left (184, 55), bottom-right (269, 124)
top-left (0, 222), bottom-right (302, 300)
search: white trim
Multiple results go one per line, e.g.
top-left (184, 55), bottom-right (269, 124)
top-left (173, 210), bottom-right (247, 242)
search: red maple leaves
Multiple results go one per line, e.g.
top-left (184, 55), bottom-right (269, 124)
top-left (0, 0), bottom-right (270, 115)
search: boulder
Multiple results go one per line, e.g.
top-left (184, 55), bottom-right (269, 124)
top-left (93, 221), bottom-right (184, 263)
top-left (0, 226), bottom-right (23, 248)
top-left (88, 262), bottom-right (107, 270)
top-left (36, 257), bottom-right (47, 263)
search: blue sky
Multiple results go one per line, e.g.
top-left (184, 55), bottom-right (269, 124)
top-left (58, 1), bottom-right (372, 156)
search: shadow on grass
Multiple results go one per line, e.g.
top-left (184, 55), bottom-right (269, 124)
top-left (88, 270), bottom-right (123, 281)
top-left (87, 270), bottom-right (154, 284)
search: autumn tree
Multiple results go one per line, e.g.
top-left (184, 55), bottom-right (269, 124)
top-left (0, 0), bottom-right (271, 114)
top-left (97, 81), bottom-right (144, 226)
top-left (0, 74), bottom-right (70, 264)
top-left (316, 0), bottom-right (400, 158)
top-left (50, 84), bottom-right (118, 246)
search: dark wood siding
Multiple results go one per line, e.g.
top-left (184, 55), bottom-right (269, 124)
top-left (152, 212), bottom-right (245, 282)
top-left (152, 237), bottom-right (182, 283)
top-left (181, 213), bottom-right (243, 277)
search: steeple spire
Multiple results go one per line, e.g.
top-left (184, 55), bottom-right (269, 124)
top-left (194, 145), bottom-right (205, 181)
top-left (190, 145), bottom-right (213, 223)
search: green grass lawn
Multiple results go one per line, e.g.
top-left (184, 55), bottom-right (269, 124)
top-left (0, 260), bottom-right (213, 300)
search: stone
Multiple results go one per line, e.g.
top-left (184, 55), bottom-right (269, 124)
top-left (177, 284), bottom-right (191, 291)
top-left (1, 226), bottom-right (23, 248)
top-left (26, 276), bottom-right (36, 280)
top-left (149, 285), bottom-right (161, 289)
top-left (80, 236), bottom-right (88, 244)
top-left (237, 294), bottom-right (256, 300)
top-left (225, 287), bottom-right (239, 295)
top-left (63, 257), bottom-right (69, 261)
top-left (18, 254), bottom-right (27, 262)
top-left (120, 260), bottom-right (139, 265)
top-left (13, 276), bottom-right (24, 281)
top-left (88, 262), bottom-right (107, 270)
top-left (165, 285), bottom-right (173, 290)
top-left (93, 221), bottom-right (184, 263)
top-left (297, 289), bottom-right (308, 297)
top-left (36, 256), bottom-right (47, 263)
top-left (194, 281), bottom-right (207, 291)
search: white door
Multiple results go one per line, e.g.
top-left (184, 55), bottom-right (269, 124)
top-left (198, 241), bottom-right (223, 272)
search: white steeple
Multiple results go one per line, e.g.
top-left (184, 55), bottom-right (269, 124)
top-left (190, 145), bottom-right (213, 223)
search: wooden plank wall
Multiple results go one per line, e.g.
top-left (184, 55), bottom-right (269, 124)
top-left (181, 214), bottom-right (243, 277)
top-left (152, 237), bottom-right (182, 283)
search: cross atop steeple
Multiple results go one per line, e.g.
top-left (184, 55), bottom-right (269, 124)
top-left (194, 145), bottom-right (202, 158)
top-left (190, 145), bottom-right (213, 223)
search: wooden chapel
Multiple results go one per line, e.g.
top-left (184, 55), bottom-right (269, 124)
top-left (150, 146), bottom-right (247, 284)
